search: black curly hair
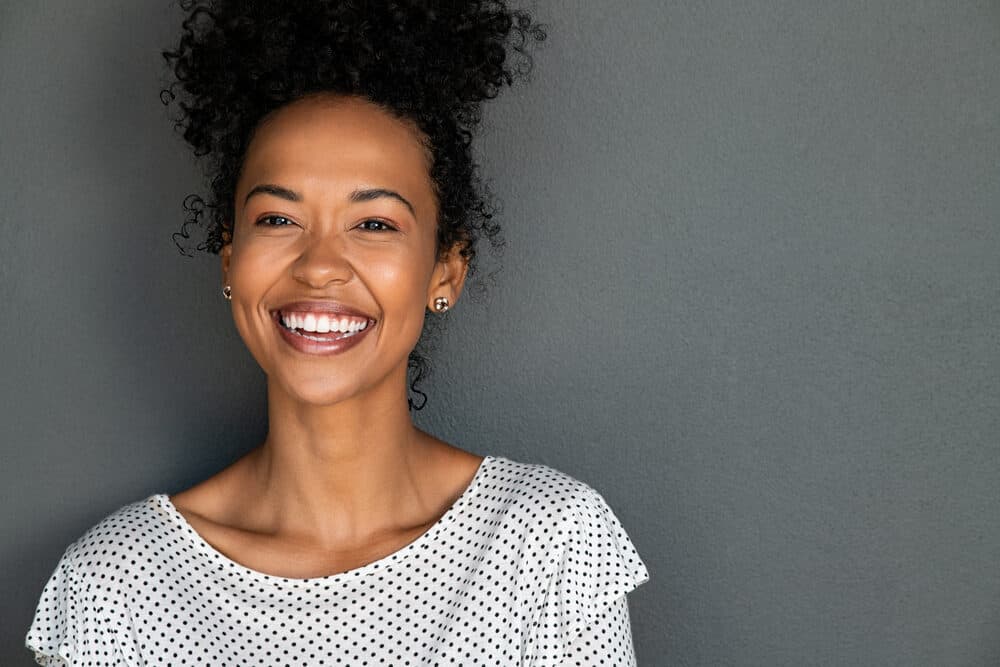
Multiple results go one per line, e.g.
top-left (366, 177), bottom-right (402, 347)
top-left (159, 0), bottom-right (546, 409)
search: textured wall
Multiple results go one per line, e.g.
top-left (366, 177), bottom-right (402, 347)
top-left (2, 1), bottom-right (998, 665)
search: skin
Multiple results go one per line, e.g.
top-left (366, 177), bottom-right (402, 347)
top-left (169, 93), bottom-right (485, 579)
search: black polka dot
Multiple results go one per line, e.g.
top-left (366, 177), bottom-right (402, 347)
top-left (25, 455), bottom-right (649, 665)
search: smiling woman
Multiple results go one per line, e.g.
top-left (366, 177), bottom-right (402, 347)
top-left (224, 95), bottom-right (455, 401)
top-left (24, 2), bottom-right (649, 666)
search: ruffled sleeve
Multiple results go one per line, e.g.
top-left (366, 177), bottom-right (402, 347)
top-left (524, 486), bottom-right (650, 666)
top-left (562, 594), bottom-right (638, 666)
top-left (23, 546), bottom-right (126, 666)
top-left (25, 548), bottom-right (82, 666)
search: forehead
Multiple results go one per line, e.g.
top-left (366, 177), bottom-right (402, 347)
top-left (238, 95), bottom-right (434, 207)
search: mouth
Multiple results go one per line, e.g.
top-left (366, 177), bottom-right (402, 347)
top-left (270, 309), bottom-right (376, 354)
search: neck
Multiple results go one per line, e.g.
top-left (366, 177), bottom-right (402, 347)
top-left (246, 363), bottom-right (437, 547)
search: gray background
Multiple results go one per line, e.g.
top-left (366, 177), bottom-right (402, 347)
top-left (2, 1), bottom-right (998, 665)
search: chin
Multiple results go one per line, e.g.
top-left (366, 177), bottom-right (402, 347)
top-left (269, 374), bottom-right (367, 406)
top-left (275, 362), bottom-right (413, 407)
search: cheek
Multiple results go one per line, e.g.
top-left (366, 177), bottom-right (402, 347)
top-left (362, 252), bottom-right (435, 344)
top-left (227, 238), bottom-right (297, 298)
top-left (226, 242), bottom-right (282, 336)
top-left (368, 253), bottom-right (432, 313)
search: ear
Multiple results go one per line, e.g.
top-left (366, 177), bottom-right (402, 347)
top-left (426, 244), bottom-right (469, 312)
top-left (220, 227), bottom-right (233, 288)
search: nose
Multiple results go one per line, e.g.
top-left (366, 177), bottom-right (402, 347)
top-left (291, 232), bottom-right (354, 289)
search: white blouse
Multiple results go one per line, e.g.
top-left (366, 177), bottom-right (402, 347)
top-left (26, 454), bottom-right (650, 666)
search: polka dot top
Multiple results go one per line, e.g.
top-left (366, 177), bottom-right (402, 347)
top-left (25, 454), bottom-right (649, 666)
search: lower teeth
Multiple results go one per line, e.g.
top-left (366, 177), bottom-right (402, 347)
top-left (297, 329), bottom-right (358, 342)
top-left (280, 322), bottom-right (368, 343)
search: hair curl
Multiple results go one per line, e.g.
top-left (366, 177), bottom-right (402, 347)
top-left (160, 0), bottom-right (545, 409)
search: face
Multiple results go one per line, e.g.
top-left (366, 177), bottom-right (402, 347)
top-left (221, 93), bottom-right (467, 407)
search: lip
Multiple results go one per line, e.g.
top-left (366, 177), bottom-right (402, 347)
top-left (272, 310), bottom-right (375, 356)
top-left (269, 300), bottom-right (377, 357)
top-left (271, 300), bottom-right (376, 320)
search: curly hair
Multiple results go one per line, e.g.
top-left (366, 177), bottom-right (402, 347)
top-left (160, 0), bottom-right (546, 409)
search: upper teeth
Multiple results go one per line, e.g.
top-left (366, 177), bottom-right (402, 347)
top-left (280, 312), bottom-right (370, 333)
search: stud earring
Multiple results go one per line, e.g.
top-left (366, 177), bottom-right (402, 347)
top-left (222, 285), bottom-right (232, 301)
top-left (433, 296), bottom-right (450, 312)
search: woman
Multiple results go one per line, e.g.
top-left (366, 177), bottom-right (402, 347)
top-left (26, 1), bottom-right (649, 665)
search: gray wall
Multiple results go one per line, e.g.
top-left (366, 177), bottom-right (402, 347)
top-left (2, 1), bottom-right (998, 665)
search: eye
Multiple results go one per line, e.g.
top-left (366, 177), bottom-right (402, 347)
top-left (357, 219), bottom-right (398, 232)
top-left (255, 215), bottom-right (294, 226)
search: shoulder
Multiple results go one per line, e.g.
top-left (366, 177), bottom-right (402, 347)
top-left (484, 455), bottom-right (648, 587)
top-left (481, 456), bottom-right (601, 516)
top-left (54, 493), bottom-right (168, 585)
top-left (483, 455), bottom-right (630, 529)
top-left (25, 494), bottom-right (166, 663)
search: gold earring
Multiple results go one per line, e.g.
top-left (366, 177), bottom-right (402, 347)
top-left (222, 285), bottom-right (232, 301)
top-left (433, 296), bottom-right (450, 312)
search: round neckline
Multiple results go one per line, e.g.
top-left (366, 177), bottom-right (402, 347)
top-left (154, 454), bottom-right (495, 586)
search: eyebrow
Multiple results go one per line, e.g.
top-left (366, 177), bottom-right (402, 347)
top-left (350, 188), bottom-right (416, 216)
top-left (243, 183), bottom-right (301, 205)
top-left (243, 183), bottom-right (415, 216)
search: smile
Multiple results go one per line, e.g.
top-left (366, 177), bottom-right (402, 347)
top-left (272, 310), bottom-right (376, 355)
